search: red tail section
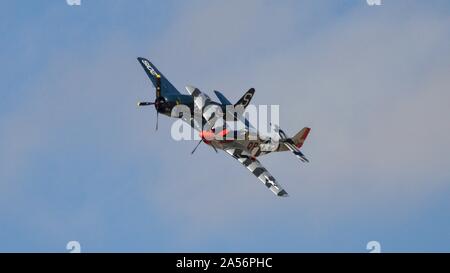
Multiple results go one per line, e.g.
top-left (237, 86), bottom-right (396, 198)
top-left (292, 127), bottom-right (311, 148)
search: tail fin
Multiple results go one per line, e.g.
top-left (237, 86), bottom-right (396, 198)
top-left (214, 90), bottom-right (232, 105)
top-left (137, 57), bottom-right (180, 96)
top-left (234, 88), bottom-right (255, 109)
top-left (292, 127), bottom-right (311, 149)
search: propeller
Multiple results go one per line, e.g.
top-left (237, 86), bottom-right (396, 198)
top-left (137, 102), bottom-right (155, 106)
top-left (191, 128), bottom-right (220, 155)
top-left (210, 143), bottom-right (218, 153)
top-left (137, 100), bottom-right (161, 131)
top-left (191, 139), bottom-right (218, 155)
top-left (191, 139), bottom-right (203, 154)
top-left (137, 74), bottom-right (163, 131)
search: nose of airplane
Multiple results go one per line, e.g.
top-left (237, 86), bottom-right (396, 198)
top-left (199, 129), bottom-right (229, 141)
top-left (199, 130), bottom-right (215, 141)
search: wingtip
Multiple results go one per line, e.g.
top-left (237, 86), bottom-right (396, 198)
top-left (137, 57), bottom-right (150, 63)
top-left (185, 85), bottom-right (198, 95)
top-left (278, 190), bottom-right (289, 197)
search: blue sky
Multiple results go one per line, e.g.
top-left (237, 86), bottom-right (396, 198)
top-left (1, 0), bottom-right (450, 252)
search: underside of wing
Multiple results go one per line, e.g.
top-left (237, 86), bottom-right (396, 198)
top-left (180, 111), bottom-right (203, 132)
top-left (224, 148), bottom-right (288, 197)
top-left (186, 85), bottom-right (223, 130)
top-left (185, 85), bottom-right (210, 112)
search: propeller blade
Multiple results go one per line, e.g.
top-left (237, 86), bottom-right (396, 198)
top-left (137, 102), bottom-right (155, 106)
top-left (191, 139), bottom-right (203, 155)
top-left (210, 143), bottom-right (218, 153)
top-left (156, 111), bottom-right (159, 131)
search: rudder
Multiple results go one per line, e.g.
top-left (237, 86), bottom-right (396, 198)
top-left (292, 127), bottom-right (311, 148)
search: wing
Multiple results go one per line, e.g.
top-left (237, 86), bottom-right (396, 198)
top-left (186, 85), bottom-right (222, 130)
top-left (215, 89), bottom-right (256, 131)
top-left (180, 111), bottom-right (203, 132)
top-left (214, 90), bottom-right (232, 105)
top-left (137, 57), bottom-right (180, 96)
top-left (187, 86), bottom-right (255, 132)
top-left (224, 148), bottom-right (289, 197)
top-left (185, 85), bottom-right (211, 112)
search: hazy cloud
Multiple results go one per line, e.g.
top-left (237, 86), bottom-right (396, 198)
top-left (1, 1), bottom-right (450, 251)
